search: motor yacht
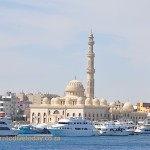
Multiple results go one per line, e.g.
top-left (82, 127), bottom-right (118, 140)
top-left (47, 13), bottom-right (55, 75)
top-left (47, 117), bottom-right (97, 136)
top-left (18, 124), bottom-right (37, 134)
top-left (94, 121), bottom-right (130, 136)
top-left (135, 118), bottom-right (150, 134)
top-left (114, 120), bottom-right (136, 135)
top-left (0, 112), bottom-right (18, 137)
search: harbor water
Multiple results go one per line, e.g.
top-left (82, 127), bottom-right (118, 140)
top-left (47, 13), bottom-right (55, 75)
top-left (0, 134), bottom-right (150, 150)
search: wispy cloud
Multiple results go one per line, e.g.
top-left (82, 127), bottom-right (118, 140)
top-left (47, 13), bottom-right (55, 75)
top-left (0, 0), bottom-right (150, 102)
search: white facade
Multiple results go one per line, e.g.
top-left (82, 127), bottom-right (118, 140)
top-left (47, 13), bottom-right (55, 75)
top-left (86, 31), bottom-right (95, 99)
top-left (30, 31), bottom-right (148, 125)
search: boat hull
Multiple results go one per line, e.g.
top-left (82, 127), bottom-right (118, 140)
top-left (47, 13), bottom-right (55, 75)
top-left (49, 129), bottom-right (95, 137)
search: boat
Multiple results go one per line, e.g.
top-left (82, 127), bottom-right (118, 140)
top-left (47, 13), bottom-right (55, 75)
top-left (114, 120), bottom-right (136, 135)
top-left (47, 117), bottom-right (98, 137)
top-left (94, 121), bottom-right (130, 136)
top-left (135, 118), bottom-right (150, 134)
top-left (33, 123), bottom-right (50, 134)
top-left (18, 124), bottom-right (37, 134)
top-left (0, 112), bottom-right (18, 137)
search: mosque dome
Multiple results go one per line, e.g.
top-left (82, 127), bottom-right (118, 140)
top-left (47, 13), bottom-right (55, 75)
top-left (109, 101), bottom-right (116, 108)
top-left (85, 98), bottom-right (92, 105)
top-left (77, 97), bottom-right (85, 105)
top-left (100, 98), bottom-right (107, 106)
top-left (122, 102), bottom-right (134, 111)
top-left (42, 97), bottom-right (49, 105)
top-left (65, 80), bottom-right (85, 97)
top-left (65, 97), bottom-right (72, 105)
top-left (93, 98), bottom-right (100, 106)
top-left (54, 97), bottom-right (61, 105)
top-left (51, 98), bottom-right (55, 105)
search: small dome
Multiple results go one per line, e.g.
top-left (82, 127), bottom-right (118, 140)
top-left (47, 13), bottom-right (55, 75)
top-left (109, 101), bottom-right (116, 107)
top-left (42, 97), bottom-right (49, 104)
top-left (51, 98), bottom-right (55, 105)
top-left (122, 102), bottom-right (134, 111)
top-left (93, 98), bottom-right (100, 106)
top-left (100, 98), bottom-right (107, 106)
top-left (65, 80), bottom-right (85, 97)
top-left (54, 97), bottom-right (60, 105)
top-left (65, 98), bottom-right (72, 105)
top-left (77, 97), bottom-right (85, 105)
top-left (85, 98), bottom-right (92, 105)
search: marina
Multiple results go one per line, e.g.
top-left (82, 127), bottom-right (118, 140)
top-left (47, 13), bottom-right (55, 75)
top-left (0, 114), bottom-right (148, 137)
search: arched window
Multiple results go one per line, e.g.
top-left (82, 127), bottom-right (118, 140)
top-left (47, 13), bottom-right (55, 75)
top-left (79, 113), bottom-right (81, 117)
top-left (48, 110), bottom-right (50, 115)
top-left (53, 110), bottom-right (59, 114)
top-left (113, 114), bottom-right (115, 120)
top-left (62, 111), bottom-right (64, 115)
top-left (73, 113), bottom-right (75, 117)
top-left (43, 118), bottom-right (46, 123)
top-left (116, 114), bottom-right (118, 119)
top-left (67, 113), bottom-right (69, 117)
top-left (38, 113), bottom-right (41, 123)
top-left (32, 113), bottom-right (35, 116)
top-left (32, 118), bottom-right (34, 123)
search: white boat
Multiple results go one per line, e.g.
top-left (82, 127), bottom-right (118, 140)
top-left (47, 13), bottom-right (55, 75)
top-left (0, 112), bottom-right (18, 137)
top-left (33, 123), bottom-right (50, 134)
top-left (94, 121), bottom-right (130, 136)
top-left (47, 117), bottom-right (97, 137)
top-left (135, 118), bottom-right (150, 134)
top-left (114, 120), bottom-right (136, 135)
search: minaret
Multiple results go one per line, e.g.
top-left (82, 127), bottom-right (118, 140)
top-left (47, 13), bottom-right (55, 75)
top-left (86, 30), bottom-right (95, 99)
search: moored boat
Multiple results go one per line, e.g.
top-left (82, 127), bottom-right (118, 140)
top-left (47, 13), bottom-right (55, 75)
top-left (47, 117), bottom-right (98, 137)
top-left (18, 125), bottom-right (37, 134)
top-left (94, 121), bottom-right (130, 136)
top-left (135, 118), bottom-right (150, 134)
top-left (0, 112), bottom-right (18, 137)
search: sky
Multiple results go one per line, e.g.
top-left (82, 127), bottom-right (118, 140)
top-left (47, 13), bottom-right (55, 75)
top-left (0, 0), bottom-right (150, 104)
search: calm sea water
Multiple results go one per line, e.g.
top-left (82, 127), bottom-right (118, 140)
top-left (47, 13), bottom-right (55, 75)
top-left (0, 134), bottom-right (150, 150)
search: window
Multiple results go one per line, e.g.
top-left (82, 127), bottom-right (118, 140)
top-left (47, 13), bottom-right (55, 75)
top-left (53, 110), bottom-right (59, 114)
top-left (0, 127), bottom-right (10, 130)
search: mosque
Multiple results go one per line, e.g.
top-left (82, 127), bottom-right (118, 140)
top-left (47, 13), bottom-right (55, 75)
top-left (30, 31), bottom-right (147, 124)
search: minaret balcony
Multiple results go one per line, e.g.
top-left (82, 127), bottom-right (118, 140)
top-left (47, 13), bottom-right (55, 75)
top-left (87, 53), bottom-right (95, 57)
top-left (86, 68), bottom-right (95, 74)
top-left (88, 41), bottom-right (94, 45)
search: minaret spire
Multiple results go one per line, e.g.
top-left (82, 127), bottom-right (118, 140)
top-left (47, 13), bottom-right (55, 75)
top-left (86, 31), bottom-right (95, 99)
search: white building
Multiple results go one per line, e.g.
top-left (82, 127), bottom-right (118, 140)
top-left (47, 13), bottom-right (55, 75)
top-left (30, 31), bottom-right (148, 125)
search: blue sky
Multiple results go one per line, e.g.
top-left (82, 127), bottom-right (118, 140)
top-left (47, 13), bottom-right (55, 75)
top-left (0, 0), bottom-right (150, 104)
